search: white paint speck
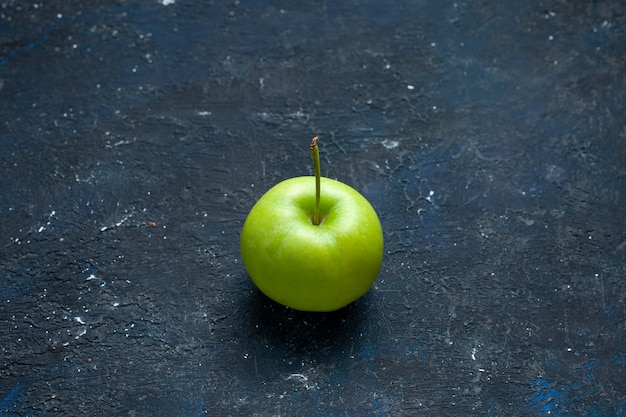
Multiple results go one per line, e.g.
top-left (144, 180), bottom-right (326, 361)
top-left (160, 0), bottom-right (175, 5)
top-left (287, 373), bottom-right (308, 382)
top-left (382, 139), bottom-right (399, 150)
top-left (75, 327), bottom-right (87, 339)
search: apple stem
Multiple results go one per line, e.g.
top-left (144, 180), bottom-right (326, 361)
top-left (310, 136), bottom-right (321, 226)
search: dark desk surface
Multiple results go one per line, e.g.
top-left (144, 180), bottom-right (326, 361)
top-left (1, 1), bottom-right (625, 416)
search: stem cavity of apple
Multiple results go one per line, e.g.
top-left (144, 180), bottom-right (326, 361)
top-left (310, 136), bottom-right (321, 226)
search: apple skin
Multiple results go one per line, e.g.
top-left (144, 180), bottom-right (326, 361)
top-left (240, 176), bottom-right (384, 312)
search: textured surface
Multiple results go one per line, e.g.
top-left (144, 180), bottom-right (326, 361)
top-left (1, 1), bottom-right (625, 416)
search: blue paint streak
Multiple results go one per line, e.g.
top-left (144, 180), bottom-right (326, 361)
top-left (525, 359), bottom-right (625, 417)
top-left (194, 398), bottom-right (204, 417)
top-left (613, 353), bottom-right (626, 363)
top-left (359, 343), bottom-right (378, 373)
top-left (372, 393), bottom-right (394, 417)
top-left (528, 376), bottom-right (569, 417)
top-left (0, 33), bottom-right (49, 67)
top-left (583, 359), bottom-right (595, 383)
top-left (0, 383), bottom-right (25, 415)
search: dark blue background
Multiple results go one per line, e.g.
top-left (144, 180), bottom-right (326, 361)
top-left (1, 1), bottom-right (625, 415)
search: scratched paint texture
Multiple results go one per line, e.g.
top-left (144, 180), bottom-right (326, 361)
top-left (1, 0), bottom-right (625, 416)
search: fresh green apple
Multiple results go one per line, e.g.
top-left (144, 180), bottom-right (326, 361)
top-left (240, 138), bottom-right (384, 312)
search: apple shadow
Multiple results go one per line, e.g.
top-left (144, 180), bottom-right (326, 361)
top-left (243, 287), bottom-right (372, 357)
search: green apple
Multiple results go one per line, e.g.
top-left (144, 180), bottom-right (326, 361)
top-left (240, 138), bottom-right (384, 312)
